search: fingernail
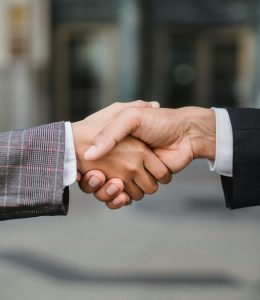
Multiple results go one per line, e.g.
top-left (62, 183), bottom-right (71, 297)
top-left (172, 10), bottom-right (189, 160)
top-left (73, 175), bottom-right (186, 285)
top-left (106, 184), bottom-right (119, 196)
top-left (125, 196), bottom-right (131, 205)
top-left (89, 176), bottom-right (101, 188)
top-left (150, 101), bottom-right (160, 108)
top-left (84, 145), bottom-right (97, 160)
top-left (111, 198), bottom-right (121, 206)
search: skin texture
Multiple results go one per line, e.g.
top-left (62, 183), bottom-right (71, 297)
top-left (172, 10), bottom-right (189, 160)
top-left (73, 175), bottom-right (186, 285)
top-left (81, 106), bottom-right (216, 208)
top-left (72, 101), bottom-right (171, 207)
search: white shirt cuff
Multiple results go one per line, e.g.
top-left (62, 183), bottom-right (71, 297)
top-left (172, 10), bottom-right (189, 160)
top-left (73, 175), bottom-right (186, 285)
top-left (63, 122), bottom-right (77, 187)
top-left (208, 108), bottom-right (233, 177)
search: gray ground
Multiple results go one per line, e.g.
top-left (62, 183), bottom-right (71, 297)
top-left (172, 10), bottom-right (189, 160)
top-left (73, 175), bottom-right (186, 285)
top-left (0, 160), bottom-right (259, 300)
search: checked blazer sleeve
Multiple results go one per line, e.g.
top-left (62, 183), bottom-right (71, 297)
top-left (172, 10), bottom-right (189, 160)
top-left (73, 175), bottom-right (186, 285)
top-left (0, 122), bottom-right (69, 220)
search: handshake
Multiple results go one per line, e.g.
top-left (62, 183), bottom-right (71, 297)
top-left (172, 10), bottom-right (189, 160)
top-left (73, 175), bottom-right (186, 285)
top-left (72, 101), bottom-right (216, 209)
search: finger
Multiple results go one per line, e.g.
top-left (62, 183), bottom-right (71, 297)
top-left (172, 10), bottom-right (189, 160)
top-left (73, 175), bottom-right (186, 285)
top-left (108, 100), bottom-right (159, 118)
top-left (94, 178), bottom-right (124, 202)
top-left (144, 151), bottom-right (172, 184)
top-left (134, 171), bottom-right (158, 194)
top-left (78, 170), bottom-right (106, 194)
top-left (150, 101), bottom-right (160, 108)
top-left (154, 148), bottom-right (191, 174)
top-left (83, 103), bottom-right (161, 161)
top-left (124, 181), bottom-right (144, 201)
top-left (105, 192), bottom-right (130, 210)
top-left (123, 100), bottom-right (160, 109)
top-left (125, 198), bottom-right (133, 206)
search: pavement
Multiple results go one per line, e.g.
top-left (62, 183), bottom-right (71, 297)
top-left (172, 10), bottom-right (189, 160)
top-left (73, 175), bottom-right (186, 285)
top-left (0, 160), bottom-right (259, 300)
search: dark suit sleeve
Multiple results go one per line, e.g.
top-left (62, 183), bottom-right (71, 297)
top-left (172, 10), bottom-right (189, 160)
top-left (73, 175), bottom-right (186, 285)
top-left (221, 108), bottom-right (260, 209)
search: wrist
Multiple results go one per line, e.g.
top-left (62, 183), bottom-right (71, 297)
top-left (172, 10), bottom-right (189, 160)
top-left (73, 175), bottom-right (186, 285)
top-left (72, 118), bottom-right (104, 174)
top-left (71, 120), bottom-right (90, 173)
top-left (184, 107), bottom-right (216, 160)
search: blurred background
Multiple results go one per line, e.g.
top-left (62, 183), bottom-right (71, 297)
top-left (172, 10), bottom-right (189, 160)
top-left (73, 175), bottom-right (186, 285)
top-left (0, 0), bottom-right (260, 299)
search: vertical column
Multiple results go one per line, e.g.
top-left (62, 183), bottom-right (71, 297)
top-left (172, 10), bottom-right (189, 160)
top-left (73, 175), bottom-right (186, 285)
top-left (118, 0), bottom-right (143, 100)
top-left (30, 0), bottom-right (50, 124)
top-left (0, 0), bottom-right (10, 69)
top-left (195, 35), bottom-right (212, 107)
top-left (0, 0), bottom-right (11, 131)
top-left (8, 0), bottom-right (38, 129)
top-left (10, 0), bottom-right (51, 129)
top-left (253, 0), bottom-right (260, 107)
top-left (31, 0), bottom-right (50, 67)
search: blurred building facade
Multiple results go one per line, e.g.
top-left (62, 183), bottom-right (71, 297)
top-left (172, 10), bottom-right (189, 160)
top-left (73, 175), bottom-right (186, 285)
top-left (0, 0), bottom-right (50, 130)
top-left (0, 0), bottom-right (259, 128)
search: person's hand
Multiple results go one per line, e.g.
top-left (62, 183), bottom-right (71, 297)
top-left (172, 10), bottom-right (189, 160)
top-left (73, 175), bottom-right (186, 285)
top-left (76, 170), bottom-right (128, 209)
top-left (83, 106), bottom-right (216, 174)
top-left (77, 136), bottom-right (171, 208)
top-left (72, 101), bottom-right (171, 208)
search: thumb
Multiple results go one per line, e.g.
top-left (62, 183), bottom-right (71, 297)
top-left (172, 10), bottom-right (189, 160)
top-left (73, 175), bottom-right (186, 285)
top-left (154, 148), bottom-right (193, 174)
top-left (84, 108), bottom-right (141, 160)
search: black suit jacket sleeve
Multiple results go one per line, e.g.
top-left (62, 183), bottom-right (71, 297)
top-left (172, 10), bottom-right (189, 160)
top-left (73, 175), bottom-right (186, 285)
top-left (221, 107), bottom-right (260, 209)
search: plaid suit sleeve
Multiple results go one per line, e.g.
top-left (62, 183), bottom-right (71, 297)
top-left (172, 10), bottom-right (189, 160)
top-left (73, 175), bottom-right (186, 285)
top-left (0, 122), bottom-right (69, 221)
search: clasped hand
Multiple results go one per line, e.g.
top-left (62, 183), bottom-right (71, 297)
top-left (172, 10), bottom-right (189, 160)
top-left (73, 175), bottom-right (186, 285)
top-left (72, 101), bottom-right (171, 209)
top-left (72, 101), bottom-right (216, 209)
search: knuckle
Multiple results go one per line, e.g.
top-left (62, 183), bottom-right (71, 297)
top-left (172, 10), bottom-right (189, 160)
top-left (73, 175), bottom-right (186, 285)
top-left (134, 100), bottom-right (145, 106)
top-left (116, 193), bottom-right (126, 203)
top-left (125, 200), bottom-right (132, 206)
top-left (165, 173), bottom-right (172, 183)
top-left (106, 202), bottom-right (116, 210)
top-left (126, 164), bottom-right (138, 174)
top-left (146, 182), bottom-right (158, 194)
top-left (134, 192), bottom-right (144, 201)
top-left (78, 181), bottom-right (90, 193)
top-left (94, 191), bottom-right (108, 203)
top-left (157, 166), bottom-right (170, 181)
top-left (137, 143), bottom-right (147, 155)
top-left (123, 107), bottom-right (141, 126)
